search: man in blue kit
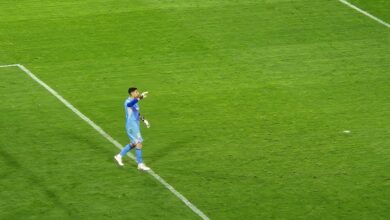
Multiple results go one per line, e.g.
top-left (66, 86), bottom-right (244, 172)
top-left (114, 87), bottom-right (151, 171)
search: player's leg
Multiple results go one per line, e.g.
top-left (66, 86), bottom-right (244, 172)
top-left (114, 127), bottom-right (137, 166)
top-left (135, 142), bottom-right (143, 164)
top-left (120, 143), bottom-right (135, 157)
top-left (114, 143), bottom-right (135, 166)
top-left (133, 128), bottom-right (150, 171)
top-left (136, 143), bottom-right (150, 171)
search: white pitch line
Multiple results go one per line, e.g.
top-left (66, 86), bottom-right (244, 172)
top-left (338, 0), bottom-right (390, 28)
top-left (0, 64), bottom-right (210, 220)
top-left (0, 64), bottom-right (19, 68)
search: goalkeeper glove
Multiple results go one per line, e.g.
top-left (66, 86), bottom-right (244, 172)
top-left (143, 119), bottom-right (150, 128)
top-left (140, 91), bottom-right (149, 99)
top-left (140, 116), bottom-right (151, 128)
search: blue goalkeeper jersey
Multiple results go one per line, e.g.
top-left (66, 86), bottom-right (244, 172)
top-left (124, 97), bottom-right (140, 127)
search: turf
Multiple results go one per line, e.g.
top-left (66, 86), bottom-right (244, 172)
top-left (0, 0), bottom-right (389, 219)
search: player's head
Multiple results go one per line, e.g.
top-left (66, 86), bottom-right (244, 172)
top-left (128, 87), bottom-right (139, 98)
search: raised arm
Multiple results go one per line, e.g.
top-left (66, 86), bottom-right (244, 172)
top-left (127, 98), bottom-right (139, 107)
top-left (126, 91), bottom-right (149, 107)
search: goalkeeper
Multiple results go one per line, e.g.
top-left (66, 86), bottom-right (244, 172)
top-left (114, 87), bottom-right (151, 171)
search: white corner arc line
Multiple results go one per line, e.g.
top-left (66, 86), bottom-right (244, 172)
top-left (0, 64), bottom-right (210, 220)
top-left (338, 0), bottom-right (390, 28)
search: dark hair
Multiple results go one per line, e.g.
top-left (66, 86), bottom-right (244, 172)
top-left (128, 87), bottom-right (137, 94)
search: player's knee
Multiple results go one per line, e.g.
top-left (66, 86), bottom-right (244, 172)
top-left (136, 143), bottom-right (142, 148)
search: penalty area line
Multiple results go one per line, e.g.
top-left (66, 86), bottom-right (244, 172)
top-left (338, 0), bottom-right (390, 28)
top-left (0, 63), bottom-right (210, 220)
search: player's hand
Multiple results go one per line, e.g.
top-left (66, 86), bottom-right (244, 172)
top-left (140, 91), bottom-right (149, 99)
top-left (143, 119), bottom-right (150, 128)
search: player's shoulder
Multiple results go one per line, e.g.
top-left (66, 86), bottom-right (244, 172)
top-left (124, 97), bottom-right (136, 104)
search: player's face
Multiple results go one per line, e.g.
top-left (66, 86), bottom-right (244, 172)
top-left (131, 90), bottom-right (140, 98)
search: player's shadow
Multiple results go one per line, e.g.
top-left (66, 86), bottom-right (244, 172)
top-left (0, 147), bottom-right (72, 217)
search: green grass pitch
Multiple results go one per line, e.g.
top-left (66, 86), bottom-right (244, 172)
top-left (0, 0), bottom-right (389, 219)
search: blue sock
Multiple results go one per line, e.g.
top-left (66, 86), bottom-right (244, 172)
top-left (120, 144), bottom-right (133, 157)
top-left (135, 148), bottom-right (143, 164)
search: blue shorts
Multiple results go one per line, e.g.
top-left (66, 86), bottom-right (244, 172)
top-left (126, 123), bottom-right (143, 144)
